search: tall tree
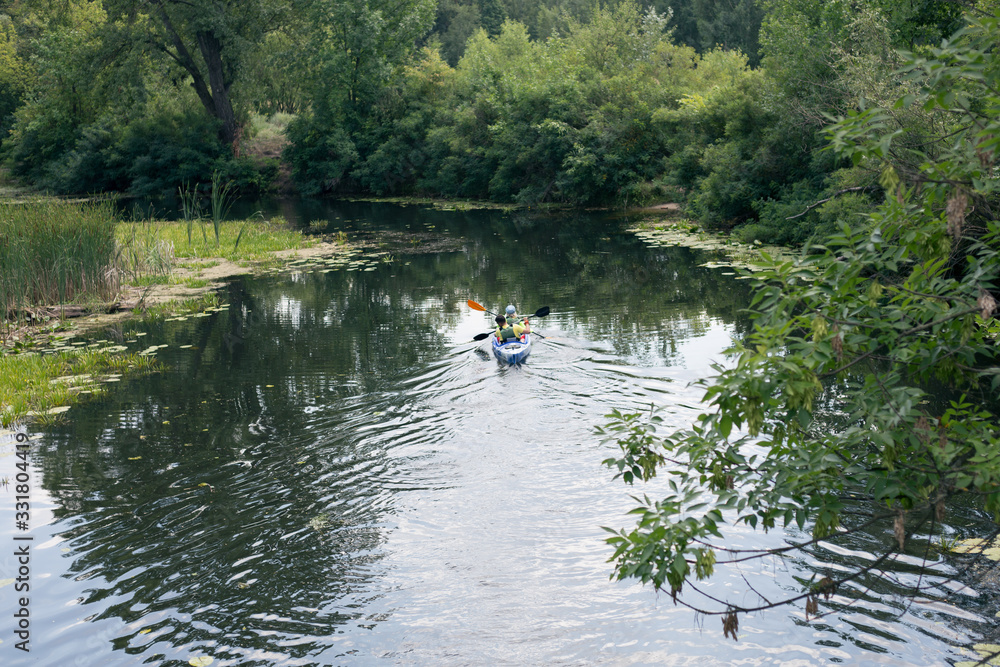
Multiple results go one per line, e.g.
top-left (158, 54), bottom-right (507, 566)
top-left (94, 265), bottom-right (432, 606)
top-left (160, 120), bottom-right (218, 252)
top-left (282, 0), bottom-right (435, 193)
top-left (430, 0), bottom-right (482, 65)
top-left (479, 0), bottom-right (507, 35)
top-left (648, 0), bottom-right (764, 65)
top-left (105, 0), bottom-right (293, 147)
top-left (302, 0), bottom-right (435, 120)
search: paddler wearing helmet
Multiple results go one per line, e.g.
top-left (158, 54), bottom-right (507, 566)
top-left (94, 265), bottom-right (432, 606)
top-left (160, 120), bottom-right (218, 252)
top-left (495, 304), bottom-right (531, 342)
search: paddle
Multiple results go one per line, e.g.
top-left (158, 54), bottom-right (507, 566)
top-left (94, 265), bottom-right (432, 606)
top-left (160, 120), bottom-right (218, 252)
top-left (474, 330), bottom-right (549, 341)
top-left (469, 301), bottom-right (550, 340)
top-left (467, 300), bottom-right (550, 319)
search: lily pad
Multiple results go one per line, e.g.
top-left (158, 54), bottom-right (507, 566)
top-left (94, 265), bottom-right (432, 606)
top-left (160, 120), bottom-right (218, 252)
top-left (949, 537), bottom-right (1000, 560)
top-left (309, 513), bottom-right (330, 531)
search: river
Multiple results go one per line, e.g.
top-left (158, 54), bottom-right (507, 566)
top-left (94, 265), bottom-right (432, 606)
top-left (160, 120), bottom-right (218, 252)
top-left (0, 201), bottom-right (994, 666)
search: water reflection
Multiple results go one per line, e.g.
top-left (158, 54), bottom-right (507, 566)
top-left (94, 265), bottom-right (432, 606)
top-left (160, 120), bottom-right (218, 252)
top-left (6, 203), bottom-right (991, 665)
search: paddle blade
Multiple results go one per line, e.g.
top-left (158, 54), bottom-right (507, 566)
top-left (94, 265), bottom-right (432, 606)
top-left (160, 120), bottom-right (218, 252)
top-left (467, 299), bottom-right (486, 312)
top-left (472, 332), bottom-right (492, 341)
top-left (533, 306), bottom-right (550, 318)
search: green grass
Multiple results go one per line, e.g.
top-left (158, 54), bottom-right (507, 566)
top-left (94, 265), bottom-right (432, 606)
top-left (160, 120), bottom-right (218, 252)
top-left (0, 349), bottom-right (160, 426)
top-left (125, 292), bottom-right (223, 326)
top-left (133, 275), bottom-right (171, 287)
top-left (116, 216), bottom-right (312, 264)
top-left (0, 200), bottom-right (119, 321)
top-left (0, 200), bottom-right (312, 427)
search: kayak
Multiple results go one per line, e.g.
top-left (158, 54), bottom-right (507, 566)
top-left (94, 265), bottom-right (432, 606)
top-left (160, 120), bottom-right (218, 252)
top-left (492, 334), bottom-right (531, 364)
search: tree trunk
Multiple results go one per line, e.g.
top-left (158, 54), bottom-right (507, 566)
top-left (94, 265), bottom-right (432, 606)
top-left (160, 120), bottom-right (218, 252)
top-left (151, 1), bottom-right (216, 121)
top-left (196, 30), bottom-right (239, 147)
top-left (149, 1), bottom-right (239, 148)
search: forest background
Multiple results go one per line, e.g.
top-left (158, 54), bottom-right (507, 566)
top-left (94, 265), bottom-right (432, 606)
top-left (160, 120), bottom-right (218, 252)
top-left (0, 0), bottom-right (981, 245)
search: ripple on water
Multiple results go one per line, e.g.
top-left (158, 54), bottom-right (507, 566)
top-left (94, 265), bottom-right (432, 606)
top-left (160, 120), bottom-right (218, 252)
top-left (8, 217), bottom-right (994, 666)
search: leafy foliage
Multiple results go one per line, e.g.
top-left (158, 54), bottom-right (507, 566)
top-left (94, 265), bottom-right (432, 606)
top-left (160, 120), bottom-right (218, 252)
top-left (1, 0), bottom-right (298, 195)
top-left (290, 1), bottom-right (710, 205)
top-left (0, 0), bottom-right (990, 242)
top-left (601, 11), bottom-right (1000, 634)
top-left (0, 15), bottom-right (27, 138)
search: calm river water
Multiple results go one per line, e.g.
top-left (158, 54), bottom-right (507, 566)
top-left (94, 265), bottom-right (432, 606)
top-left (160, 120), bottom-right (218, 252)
top-left (1, 202), bottom-right (996, 666)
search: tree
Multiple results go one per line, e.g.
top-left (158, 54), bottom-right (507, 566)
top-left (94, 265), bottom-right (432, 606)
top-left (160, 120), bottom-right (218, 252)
top-left (641, 0), bottom-right (764, 65)
top-left (282, 0), bottom-right (435, 194)
top-left (431, 0), bottom-right (483, 65)
top-left (104, 0), bottom-right (294, 147)
top-left (302, 0), bottom-right (435, 117)
top-left (479, 0), bottom-right (507, 36)
top-left (0, 15), bottom-right (27, 137)
top-left (600, 10), bottom-right (1000, 640)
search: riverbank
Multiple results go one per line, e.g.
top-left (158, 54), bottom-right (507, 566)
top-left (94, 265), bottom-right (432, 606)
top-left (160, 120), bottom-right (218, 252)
top-left (0, 203), bottom-right (362, 426)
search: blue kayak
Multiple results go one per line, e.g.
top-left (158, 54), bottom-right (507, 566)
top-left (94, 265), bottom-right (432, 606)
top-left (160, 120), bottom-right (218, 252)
top-left (492, 334), bottom-right (532, 364)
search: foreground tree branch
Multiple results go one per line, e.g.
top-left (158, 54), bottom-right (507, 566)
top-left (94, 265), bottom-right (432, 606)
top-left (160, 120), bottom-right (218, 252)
top-left (600, 11), bottom-right (1000, 641)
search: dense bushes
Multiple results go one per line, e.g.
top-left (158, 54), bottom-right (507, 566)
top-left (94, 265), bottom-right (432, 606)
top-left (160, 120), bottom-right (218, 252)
top-left (0, 0), bottom-right (289, 199)
top-left (7, 103), bottom-right (268, 199)
top-left (288, 4), bottom-right (707, 206)
top-left (282, 0), bottom-right (906, 244)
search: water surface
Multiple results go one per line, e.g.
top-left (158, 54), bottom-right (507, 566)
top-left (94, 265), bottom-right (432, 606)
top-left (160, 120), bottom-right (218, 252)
top-left (1, 203), bottom-right (994, 666)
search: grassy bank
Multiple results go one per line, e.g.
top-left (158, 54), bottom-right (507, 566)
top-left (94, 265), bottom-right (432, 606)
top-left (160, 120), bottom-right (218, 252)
top-left (122, 216), bottom-right (312, 264)
top-left (1, 199), bottom-right (322, 425)
top-left (1, 200), bottom-right (315, 324)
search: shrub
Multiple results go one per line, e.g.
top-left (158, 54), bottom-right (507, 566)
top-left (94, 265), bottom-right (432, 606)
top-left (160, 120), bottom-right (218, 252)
top-left (283, 116), bottom-right (359, 196)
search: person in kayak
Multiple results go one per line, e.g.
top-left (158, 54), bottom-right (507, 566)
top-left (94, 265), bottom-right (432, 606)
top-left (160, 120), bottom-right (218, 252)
top-left (496, 305), bottom-right (531, 341)
top-left (505, 305), bottom-right (531, 331)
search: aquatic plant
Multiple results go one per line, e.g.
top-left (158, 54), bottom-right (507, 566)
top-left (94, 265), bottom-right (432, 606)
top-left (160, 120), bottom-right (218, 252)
top-left (210, 170), bottom-right (236, 246)
top-left (0, 347), bottom-right (161, 426)
top-left (115, 219), bottom-right (175, 284)
top-left (0, 200), bottom-right (119, 325)
top-left (178, 181), bottom-right (202, 247)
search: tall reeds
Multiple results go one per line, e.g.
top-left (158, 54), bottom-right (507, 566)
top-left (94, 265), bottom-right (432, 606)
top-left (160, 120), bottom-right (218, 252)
top-left (115, 219), bottom-right (175, 283)
top-left (0, 200), bottom-right (119, 319)
top-left (210, 170), bottom-right (236, 246)
top-left (178, 181), bottom-right (202, 246)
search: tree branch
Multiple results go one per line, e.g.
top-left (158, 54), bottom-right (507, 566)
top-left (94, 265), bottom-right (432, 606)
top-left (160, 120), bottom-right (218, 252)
top-left (820, 307), bottom-right (980, 378)
top-left (148, 0), bottom-right (215, 113)
top-left (786, 186), bottom-right (879, 220)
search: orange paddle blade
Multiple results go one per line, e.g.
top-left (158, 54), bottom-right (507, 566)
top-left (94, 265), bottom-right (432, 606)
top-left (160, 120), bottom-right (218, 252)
top-left (467, 299), bottom-right (486, 312)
